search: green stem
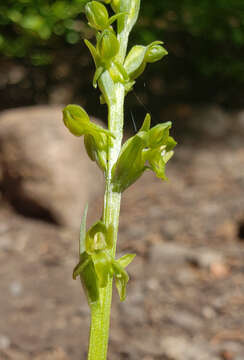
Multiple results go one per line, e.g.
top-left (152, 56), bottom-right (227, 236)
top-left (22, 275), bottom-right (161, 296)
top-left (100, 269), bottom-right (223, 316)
top-left (87, 83), bottom-right (125, 360)
top-left (117, 29), bottom-right (129, 61)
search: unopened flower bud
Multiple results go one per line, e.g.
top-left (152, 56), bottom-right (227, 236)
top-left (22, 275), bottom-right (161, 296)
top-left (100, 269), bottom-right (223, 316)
top-left (85, 1), bottom-right (109, 31)
top-left (124, 45), bottom-right (147, 79)
top-left (63, 105), bottom-right (114, 172)
top-left (145, 44), bottom-right (168, 63)
top-left (98, 29), bottom-right (119, 61)
top-left (63, 104), bottom-right (90, 136)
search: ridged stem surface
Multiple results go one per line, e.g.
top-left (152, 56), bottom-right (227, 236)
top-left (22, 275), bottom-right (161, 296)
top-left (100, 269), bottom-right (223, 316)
top-left (87, 83), bottom-right (125, 360)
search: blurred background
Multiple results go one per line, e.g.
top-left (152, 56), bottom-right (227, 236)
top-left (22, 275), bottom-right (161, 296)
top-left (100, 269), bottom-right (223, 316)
top-left (0, 1), bottom-right (244, 359)
top-left (1, 0), bottom-right (244, 115)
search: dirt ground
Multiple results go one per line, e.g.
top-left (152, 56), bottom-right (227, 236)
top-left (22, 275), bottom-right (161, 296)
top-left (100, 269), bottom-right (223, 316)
top-left (0, 106), bottom-right (244, 360)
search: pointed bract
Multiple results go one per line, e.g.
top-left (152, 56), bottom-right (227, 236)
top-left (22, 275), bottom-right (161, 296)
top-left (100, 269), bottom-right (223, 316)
top-left (139, 113), bottom-right (151, 132)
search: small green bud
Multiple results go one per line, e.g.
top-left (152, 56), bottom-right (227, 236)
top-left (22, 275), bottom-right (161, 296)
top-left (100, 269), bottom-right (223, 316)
top-left (63, 104), bottom-right (114, 171)
top-left (97, 29), bottom-right (119, 61)
top-left (63, 104), bottom-right (90, 136)
top-left (85, 1), bottom-right (109, 31)
top-left (124, 45), bottom-right (147, 80)
top-left (145, 44), bottom-right (168, 63)
top-left (63, 104), bottom-right (113, 137)
top-left (124, 41), bottom-right (167, 84)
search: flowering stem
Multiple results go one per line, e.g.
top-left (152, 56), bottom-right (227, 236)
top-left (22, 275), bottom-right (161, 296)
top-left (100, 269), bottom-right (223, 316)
top-left (88, 83), bottom-right (125, 360)
top-left (61, 2), bottom-right (175, 359)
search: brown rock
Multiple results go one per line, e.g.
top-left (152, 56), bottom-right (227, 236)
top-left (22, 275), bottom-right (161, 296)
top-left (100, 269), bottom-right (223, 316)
top-left (0, 106), bottom-right (104, 228)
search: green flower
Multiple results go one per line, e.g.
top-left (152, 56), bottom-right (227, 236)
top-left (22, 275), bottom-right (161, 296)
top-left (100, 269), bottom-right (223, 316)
top-left (73, 205), bottom-right (135, 303)
top-left (112, 113), bottom-right (177, 192)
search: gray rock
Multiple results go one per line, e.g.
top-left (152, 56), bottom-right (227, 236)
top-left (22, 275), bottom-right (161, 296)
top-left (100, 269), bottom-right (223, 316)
top-left (0, 106), bottom-right (104, 228)
top-left (0, 334), bottom-right (10, 350)
top-left (9, 281), bottom-right (23, 296)
top-left (160, 336), bottom-right (219, 360)
top-left (167, 310), bottom-right (203, 331)
top-left (188, 249), bottom-right (224, 269)
top-left (149, 243), bottom-right (191, 266)
top-left (150, 242), bottom-right (225, 270)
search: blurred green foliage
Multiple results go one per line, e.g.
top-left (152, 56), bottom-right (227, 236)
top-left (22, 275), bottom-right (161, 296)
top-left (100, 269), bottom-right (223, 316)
top-left (138, 0), bottom-right (244, 83)
top-left (0, 0), bottom-right (89, 64)
top-left (0, 0), bottom-right (243, 91)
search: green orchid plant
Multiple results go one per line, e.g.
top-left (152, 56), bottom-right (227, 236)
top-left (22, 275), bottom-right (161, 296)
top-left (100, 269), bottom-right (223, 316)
top-left (62, 0), bottom-right (176, 359)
